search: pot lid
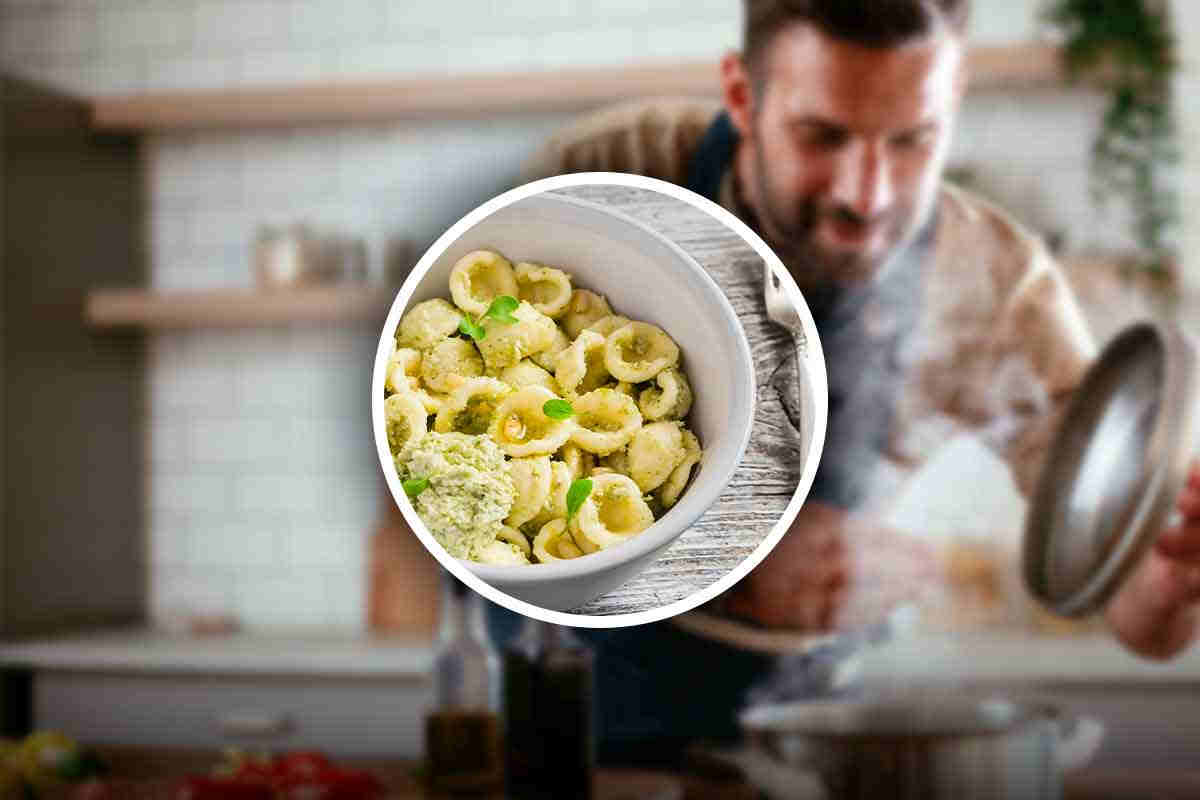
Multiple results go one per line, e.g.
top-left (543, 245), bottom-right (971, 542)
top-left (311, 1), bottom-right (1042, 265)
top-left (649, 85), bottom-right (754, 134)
top-left (1023, 321), bottom-right (1198, 617)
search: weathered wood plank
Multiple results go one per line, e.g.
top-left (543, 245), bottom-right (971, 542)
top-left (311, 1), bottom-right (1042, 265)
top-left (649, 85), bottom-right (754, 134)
top-left (553, 186), bottom-right (812, 615)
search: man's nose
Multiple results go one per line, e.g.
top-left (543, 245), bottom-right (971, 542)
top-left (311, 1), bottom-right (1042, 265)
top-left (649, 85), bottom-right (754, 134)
top-left (831, 142), bottom-right (892, 220)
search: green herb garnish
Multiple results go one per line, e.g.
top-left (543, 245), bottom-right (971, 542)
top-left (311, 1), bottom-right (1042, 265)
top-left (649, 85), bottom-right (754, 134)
top-left (458, 295), bottom-right (519, 341)
top-left (403, 477), bottom-right (430, 498)
top-left (458, 315), bottom-right (486, 341)
top-left (542, 398), bottom-right (574, 420)
top-left (566, 477), bottom-right (593, 521)
top-left (485, 295), bottom-right (520, 324)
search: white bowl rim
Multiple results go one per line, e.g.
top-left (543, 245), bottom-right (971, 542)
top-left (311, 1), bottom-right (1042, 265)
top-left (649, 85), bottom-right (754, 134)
top-left (371, 172), bottom-right (829, 628)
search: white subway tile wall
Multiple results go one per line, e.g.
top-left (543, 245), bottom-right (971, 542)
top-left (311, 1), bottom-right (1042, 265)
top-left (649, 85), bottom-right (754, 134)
top-left (0, 0), bottom-right (1157, 630)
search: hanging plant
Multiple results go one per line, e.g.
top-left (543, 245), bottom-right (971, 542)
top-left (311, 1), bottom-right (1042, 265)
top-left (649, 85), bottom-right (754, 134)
top-left (1043, 0), bottom-right (1178, 278)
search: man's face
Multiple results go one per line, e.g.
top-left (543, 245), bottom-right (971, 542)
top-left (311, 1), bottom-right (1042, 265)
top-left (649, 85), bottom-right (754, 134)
top-left (729, 24), bottom-right (964, 286)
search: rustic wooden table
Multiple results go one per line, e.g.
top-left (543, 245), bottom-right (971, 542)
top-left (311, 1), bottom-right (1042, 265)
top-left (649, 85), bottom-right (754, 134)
top-left (552, 185), bottom-right (813, 616)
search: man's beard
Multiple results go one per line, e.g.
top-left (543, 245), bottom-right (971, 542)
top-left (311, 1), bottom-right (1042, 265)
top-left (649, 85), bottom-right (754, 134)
top-left (750, 143), bottom-right (934, 291)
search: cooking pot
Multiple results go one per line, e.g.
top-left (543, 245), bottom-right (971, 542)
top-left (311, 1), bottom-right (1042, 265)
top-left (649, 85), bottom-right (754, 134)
top-left (740, 694), bottom-right (1104, 800)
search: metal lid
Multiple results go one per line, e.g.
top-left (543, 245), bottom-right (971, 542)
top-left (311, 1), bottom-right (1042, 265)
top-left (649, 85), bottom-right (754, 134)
top-left (1023, 321), bottom-right (1198, 617)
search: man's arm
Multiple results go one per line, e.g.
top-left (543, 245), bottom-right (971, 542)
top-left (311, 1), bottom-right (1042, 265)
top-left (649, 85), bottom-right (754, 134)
top-left (990, 247), bottom-right (1200, 658)
top-left (1106, 463), bottom-right (1200, 659)
top-left (988, 246), bottom-right (1095, 499)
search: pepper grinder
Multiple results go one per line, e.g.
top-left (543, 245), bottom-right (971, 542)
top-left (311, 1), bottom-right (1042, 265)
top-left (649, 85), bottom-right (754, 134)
top-left (424, 569), bottom-right (503, 794)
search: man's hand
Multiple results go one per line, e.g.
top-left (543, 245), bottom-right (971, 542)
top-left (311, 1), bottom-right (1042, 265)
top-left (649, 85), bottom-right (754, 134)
top-left (1106, 461), bottom-right (1200, 660)
top-left (725, 502), bottom-right (937, 631)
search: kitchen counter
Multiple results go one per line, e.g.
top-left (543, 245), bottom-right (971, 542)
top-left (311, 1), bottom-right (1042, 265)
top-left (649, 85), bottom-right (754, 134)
top-left (0, 628), bottom-right (434, 678)
top-left (856, 631), bottom-right (1200, 686)
top-left (4, 627), bottom-right (1198, 685)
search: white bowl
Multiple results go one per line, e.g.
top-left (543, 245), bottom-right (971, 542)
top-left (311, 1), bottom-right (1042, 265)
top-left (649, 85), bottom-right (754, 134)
top-left (378, 191), bottom-right (756, 613)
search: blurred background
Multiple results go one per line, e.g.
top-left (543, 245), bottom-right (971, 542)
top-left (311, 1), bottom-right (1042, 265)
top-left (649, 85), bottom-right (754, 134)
top-left (1, 0), bottom-right (1199, 787)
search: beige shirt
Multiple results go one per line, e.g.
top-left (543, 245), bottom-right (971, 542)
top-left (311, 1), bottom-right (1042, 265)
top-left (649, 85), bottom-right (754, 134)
top-left (523, 98), bottom-right (1097, 504)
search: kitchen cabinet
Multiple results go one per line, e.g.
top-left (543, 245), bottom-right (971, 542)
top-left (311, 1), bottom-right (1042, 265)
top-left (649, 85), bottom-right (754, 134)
top-left (37, 672), bottom-right (431, 757)
top-left (0, 77), bottom-right (144, 634)
top-left (1, 630), bottom-right (434, 757)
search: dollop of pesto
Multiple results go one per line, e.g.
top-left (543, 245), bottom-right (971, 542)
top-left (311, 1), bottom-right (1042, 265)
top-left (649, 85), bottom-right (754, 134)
top-left (396, 431), bottom-right (519, 561)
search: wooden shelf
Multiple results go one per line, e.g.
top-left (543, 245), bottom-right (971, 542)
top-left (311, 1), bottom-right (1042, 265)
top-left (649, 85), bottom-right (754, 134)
top-left (91, 43), bottom-right (1067, 132)
top-left (85, 285), bottom-right (396, 330)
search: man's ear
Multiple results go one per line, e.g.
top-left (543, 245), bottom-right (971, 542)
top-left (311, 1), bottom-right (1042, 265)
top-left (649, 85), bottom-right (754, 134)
top-left (721, 51), bottom-right (755, 136)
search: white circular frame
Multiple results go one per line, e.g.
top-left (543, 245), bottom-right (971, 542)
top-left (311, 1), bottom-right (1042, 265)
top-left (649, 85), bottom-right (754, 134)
top-left (371, 172), bottom-right (828, 628)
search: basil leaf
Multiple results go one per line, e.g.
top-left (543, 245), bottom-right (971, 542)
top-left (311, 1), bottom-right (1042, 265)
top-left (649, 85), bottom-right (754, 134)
top-left (542, 398), bottom-right (574, 420)
top-left (458, 315), bottom-right (486, 341)
top-left (403, 477), bottom-right (430, 498)
top-left (566, 477), bottom-right (593, 521)
top-left (485, 295), bottom-right (520, 324)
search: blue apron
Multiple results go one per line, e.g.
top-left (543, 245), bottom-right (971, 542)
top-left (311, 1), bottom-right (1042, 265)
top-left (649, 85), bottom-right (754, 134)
top-left (489, 111), bottom-right (930, 766)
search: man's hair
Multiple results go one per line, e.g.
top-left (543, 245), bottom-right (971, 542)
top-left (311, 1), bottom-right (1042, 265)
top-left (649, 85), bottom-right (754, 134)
top-left (743, 0), bottom-right (970, 77)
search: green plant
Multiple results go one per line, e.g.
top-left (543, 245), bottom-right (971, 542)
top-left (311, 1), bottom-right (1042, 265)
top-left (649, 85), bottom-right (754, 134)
top-left (1044, 0), bottom-right (1178, 277)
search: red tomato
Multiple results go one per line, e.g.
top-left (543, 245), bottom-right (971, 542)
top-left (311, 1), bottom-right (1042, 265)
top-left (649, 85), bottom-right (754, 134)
top-left (231, 759), bottom-right (276, 782)
top-left (276, 767), bottom-right (384, 800)
top-left (174, 775), bottom-right (275, 800)
top-left (273, 751), bottom-right (334, 779)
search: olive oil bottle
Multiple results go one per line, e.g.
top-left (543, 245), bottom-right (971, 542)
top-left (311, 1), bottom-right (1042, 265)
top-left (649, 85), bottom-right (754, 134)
top-left (425, 570), bottom-right (502, 794)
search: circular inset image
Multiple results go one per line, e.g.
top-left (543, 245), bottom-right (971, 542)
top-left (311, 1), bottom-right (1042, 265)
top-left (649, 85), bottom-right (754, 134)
top-left (372, 173), bottom-right (827, 626)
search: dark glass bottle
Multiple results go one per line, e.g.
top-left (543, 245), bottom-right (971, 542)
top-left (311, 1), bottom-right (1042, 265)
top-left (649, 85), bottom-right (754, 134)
top-left (503, 620), bottom-right (595, 800)
top-left (424, 570), bottom-right (503, 794)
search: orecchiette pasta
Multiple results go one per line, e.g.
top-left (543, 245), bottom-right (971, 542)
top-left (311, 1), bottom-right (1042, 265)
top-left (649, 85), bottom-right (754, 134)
top-left (421, 337), bottom-right (483, 394)
top-left (605, 322), bottom-right (680, 383)
top-left (599, 446), bottom-right (629, 476)
top-left (525, 460), bottom-right (572, 533)
top-left (498, 360), bottom-right (559, 394)
top-left (386, 247), bottom-right (703, 566)
top-left (533, 519), bottom-right (582, 562)
top-left (530, 324), bottom-right (571, 372)
top-left (562, 289), bottom-right (613, 338)
top-left (449, 250), bottom-right (520, 315)
top-left (477, 539), bottom-right (529, 565)
top-left (397, 298), bottom-right (462, 350)
top-left (569, 473), bottom-right (655, 551)
top-left (497, 525), bottom-right (532, 556)
top-left (554, 330), bottom-right (610, 397)
top-left (658, 429), bottom-right (701, 509)
top-left (505, 455), bottom-right (553, 528)
top-left (411, 387), bottom-right (448, 415)
top-left (489, 385), bottom-right (575, 457)
top-left (384, 392), bottom-right (428, 452)
top-left (558, 442), bottom-right (595, 481)
top-left (515, 262), bottom-right (573, 318)
top-left (627, 421), bottom-right (687, 492)
top-left (584, 314), bottom-right (632, 338)
top-left (638, 367), bottom-right (693, 422)
top-left (569, 387), bottom-right (642, 455)
top-left (434, 377), bottom-right (511, 436)
top-left (476, 301), bottom-right (558, 372)
top-left (386, 347), bottom-right (422, 394)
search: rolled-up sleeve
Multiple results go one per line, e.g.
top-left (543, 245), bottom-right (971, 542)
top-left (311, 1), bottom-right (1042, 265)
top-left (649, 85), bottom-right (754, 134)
top-left (990, 245), bottom-right (1097, 497)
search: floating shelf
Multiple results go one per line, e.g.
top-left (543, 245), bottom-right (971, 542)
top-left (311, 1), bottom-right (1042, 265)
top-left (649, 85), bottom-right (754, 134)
top-left (85, 285), bottom-right (396, 330)
top-left (91, 43), bottom-right (1068, 133)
